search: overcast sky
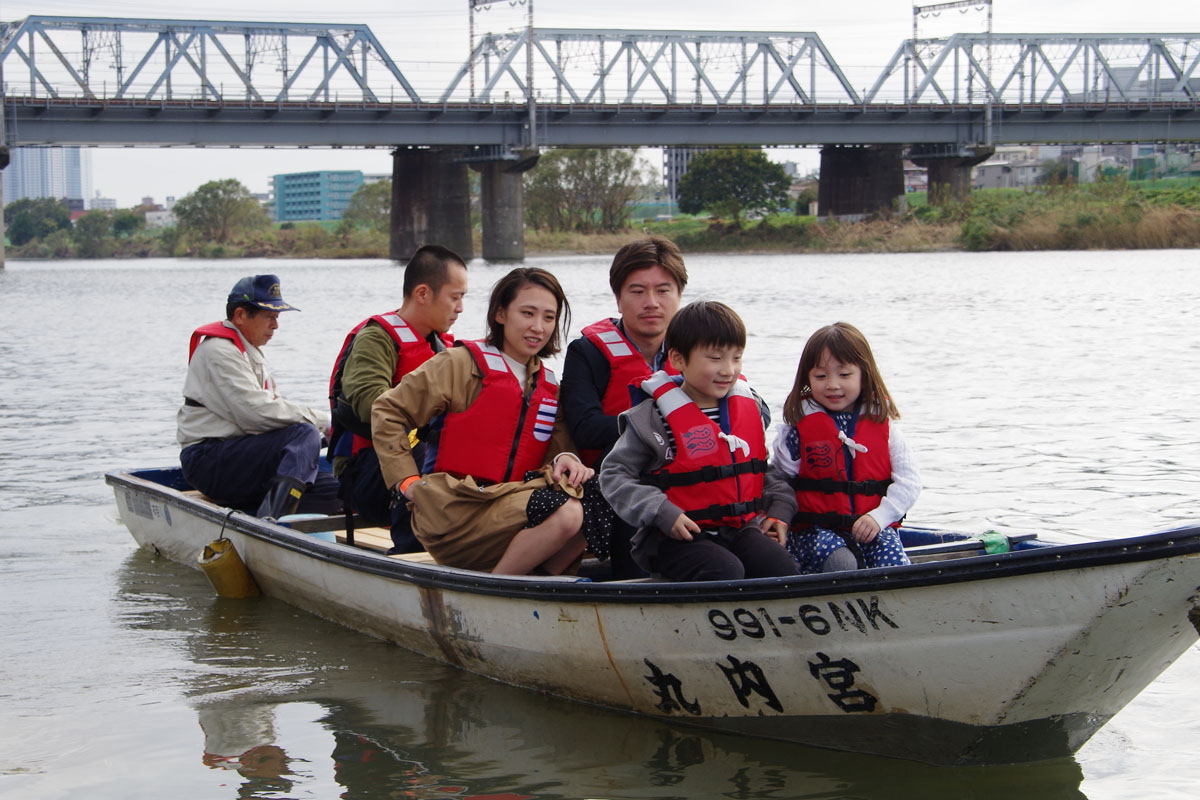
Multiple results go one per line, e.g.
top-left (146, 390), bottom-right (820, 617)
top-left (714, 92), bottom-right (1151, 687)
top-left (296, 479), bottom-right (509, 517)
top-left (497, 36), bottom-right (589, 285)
top-left (3, 0), bottom-right (1195, 207)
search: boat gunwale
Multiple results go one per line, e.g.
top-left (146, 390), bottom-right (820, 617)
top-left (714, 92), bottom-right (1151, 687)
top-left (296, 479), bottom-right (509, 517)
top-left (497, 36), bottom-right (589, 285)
top-left (107, 468), bottom-right (1200, 604)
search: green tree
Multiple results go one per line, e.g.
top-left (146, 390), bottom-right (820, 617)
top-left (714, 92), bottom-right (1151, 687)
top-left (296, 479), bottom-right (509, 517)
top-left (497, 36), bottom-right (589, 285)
top-left (677, 147), bottom-right (791, 225)
top-left (111, 209), bottom-right (146, 238)
top-left (525, 148), bottom-right (646, 233)
top-left (72, 210), bottom-right (112, 258)
top-left (40, 229), bottom-right (75, 258)
top-left (174, 178), bottom-right (269, 243)
top-left (1037, 157), bottom-right (1075, 185)
top-left (794, 183), bottom-right (819, 216)
top-left (294, 223), bottom-right (333, 253)
top-left (341, 179), bottom-right (391, 232)
top-left (4, 197), bottom-right (71, 246)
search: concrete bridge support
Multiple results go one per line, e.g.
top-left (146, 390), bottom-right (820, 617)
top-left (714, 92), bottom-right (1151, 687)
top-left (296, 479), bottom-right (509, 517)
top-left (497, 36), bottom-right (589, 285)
top-left (0, 146), bottom-right (8, 268)
top-left (909, 146), bottom-right (995, 206)
top-left (390, 148), bottom-right (473, 263)
top-left (470, 150), bottom-right (538, 262)
top-left (817, 145), bottom-right (905, 218)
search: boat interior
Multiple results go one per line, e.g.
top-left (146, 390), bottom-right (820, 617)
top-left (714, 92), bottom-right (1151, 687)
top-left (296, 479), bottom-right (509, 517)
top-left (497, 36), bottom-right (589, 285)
top-left (175, 482), bottom-right (1044, 581)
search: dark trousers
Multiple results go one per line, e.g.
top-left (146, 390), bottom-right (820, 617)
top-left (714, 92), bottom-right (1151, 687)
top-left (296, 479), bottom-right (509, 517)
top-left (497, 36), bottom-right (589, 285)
top-left (340, 447), bottom-right (420, 553)
top-left (655, 526), bottom-right (800, 582)
top-left (180, 423), bottom-right (340, 514)
top-left (609, 518), bottom-right (648, 579)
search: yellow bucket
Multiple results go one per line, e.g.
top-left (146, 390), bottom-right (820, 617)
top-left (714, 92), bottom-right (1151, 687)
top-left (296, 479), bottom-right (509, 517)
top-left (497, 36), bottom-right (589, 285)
top-left (198, 538), bottom-right (261, 599)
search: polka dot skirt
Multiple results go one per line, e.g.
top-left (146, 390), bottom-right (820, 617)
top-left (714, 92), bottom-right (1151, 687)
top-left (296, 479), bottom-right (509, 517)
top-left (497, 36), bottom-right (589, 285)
top-left (524, 475), bottom-right (614, 561)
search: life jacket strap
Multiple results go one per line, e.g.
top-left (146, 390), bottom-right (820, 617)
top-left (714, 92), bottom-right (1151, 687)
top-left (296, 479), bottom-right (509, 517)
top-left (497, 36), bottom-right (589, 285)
top-left (688, 496), bottom-right (767, 524)
top-left (788, 476), bottom-right (892, 495)
top-left (641, 458), bottom-right (768, 489)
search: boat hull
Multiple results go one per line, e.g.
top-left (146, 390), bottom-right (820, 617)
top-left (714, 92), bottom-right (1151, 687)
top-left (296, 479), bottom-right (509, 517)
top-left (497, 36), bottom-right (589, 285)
top-left (108, 468), bottom-right (1200, 765)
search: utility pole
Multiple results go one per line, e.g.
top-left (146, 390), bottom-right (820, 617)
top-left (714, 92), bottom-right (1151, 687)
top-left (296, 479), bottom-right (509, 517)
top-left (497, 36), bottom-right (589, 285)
top-left (469, 1), bottom-right (478, 100)
top-left (468, 0), bottom-right (497, 101)
top-left (526, 0), bottom-right (535, 149)
top-left (467, 0), bottom-right (535, 147)
top-left (912, 0), bottom-right (993, 144)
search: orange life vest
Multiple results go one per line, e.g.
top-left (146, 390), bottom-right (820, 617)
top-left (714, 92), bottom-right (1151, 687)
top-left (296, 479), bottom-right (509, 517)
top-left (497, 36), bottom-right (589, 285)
top-left (578, 317), bottom-right (677, 466)
top-left (640, 372), bottom-right (768, 529)
top-left (328, 313), bottom-right (453, 456)
top-left (189, 321), bottom-right (244, 361)
top-left (431, 340), bottom-right (559, 484)
top-left (789, 409), bottom-right (894, 531)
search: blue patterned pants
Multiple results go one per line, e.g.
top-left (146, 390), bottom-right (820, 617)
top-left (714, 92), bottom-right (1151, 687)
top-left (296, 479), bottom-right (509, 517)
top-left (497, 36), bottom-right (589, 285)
top-left (786, 525), bottom-right (911, 574)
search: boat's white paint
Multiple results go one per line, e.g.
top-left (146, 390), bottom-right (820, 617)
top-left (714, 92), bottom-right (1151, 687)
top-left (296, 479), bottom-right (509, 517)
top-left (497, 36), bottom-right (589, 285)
top-left (110, 471), bottom-right (1200, 765)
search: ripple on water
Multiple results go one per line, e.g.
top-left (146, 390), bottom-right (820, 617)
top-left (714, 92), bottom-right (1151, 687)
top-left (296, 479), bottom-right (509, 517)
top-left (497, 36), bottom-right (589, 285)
top-left (2, 254), bottom-right (1199, 798)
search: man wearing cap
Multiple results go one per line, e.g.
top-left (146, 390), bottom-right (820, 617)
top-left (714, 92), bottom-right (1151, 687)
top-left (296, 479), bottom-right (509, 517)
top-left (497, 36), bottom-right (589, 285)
top-left (177, 274), bottom-right (339, 519)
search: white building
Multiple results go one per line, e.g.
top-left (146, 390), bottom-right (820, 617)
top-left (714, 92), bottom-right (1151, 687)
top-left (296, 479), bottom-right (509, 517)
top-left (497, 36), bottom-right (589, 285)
top-left (144, 210), bottom-right (177, 228)
top-left (973, 159), bottom-right (1043, 189)
top-left (972, 145), bottom-right (1052, 190)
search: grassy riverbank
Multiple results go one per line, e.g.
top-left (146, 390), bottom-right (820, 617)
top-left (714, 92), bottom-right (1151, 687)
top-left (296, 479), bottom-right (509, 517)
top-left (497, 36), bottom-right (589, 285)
top-left (638, 177), bottom-right (1200, 254)
top-left (10, 177), bottom-right (1200, 260)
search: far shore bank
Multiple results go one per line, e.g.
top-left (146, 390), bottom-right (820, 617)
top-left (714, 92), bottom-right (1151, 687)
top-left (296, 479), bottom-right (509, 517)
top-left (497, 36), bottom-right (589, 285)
top-left (7, 179), bottom-right (1200, 262)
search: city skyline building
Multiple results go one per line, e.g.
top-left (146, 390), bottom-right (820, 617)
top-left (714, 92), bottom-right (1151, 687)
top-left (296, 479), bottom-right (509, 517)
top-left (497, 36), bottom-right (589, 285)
top-left (2, 147), bottom-right (94, 207)
top-left (662, 147), bottom-right (711, 212)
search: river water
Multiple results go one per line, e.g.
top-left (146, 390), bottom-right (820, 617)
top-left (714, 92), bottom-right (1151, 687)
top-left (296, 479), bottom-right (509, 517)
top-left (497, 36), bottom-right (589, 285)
top-left (1, 252), bottom-right (1197, 799)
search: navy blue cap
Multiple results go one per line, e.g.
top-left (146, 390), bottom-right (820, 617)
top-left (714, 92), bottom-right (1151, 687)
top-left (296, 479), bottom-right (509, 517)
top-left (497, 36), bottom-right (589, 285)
top-left (227, 275), bottom-right (298, 312)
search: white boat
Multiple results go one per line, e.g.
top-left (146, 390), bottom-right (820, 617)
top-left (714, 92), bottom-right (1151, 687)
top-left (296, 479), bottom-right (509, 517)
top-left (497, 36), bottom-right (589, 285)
top-left (106, 466), bottom-right (1200, 766)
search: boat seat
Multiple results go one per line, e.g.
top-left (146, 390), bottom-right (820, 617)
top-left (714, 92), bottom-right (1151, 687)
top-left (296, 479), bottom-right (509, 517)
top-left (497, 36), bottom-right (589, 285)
top-left (182, 488), bottom-right (225, 505)
top-left (333, 527), bottom-right (441, 564)
top-left (336, 526), bottom-right (392, 552)
top-left (389, 550), bottom-right (438, 564)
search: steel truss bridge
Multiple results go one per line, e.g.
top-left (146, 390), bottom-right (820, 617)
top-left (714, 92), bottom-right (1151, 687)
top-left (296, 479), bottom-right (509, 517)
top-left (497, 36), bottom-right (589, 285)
top-left (2, 15), bottom-right (1199, 151)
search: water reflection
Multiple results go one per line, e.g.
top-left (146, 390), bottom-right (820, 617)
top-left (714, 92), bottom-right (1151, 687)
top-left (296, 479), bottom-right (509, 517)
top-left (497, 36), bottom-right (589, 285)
top-left (4, 254), bottom-right (1197, 798)
top-left (114, 549), bottom-right (1086, 800)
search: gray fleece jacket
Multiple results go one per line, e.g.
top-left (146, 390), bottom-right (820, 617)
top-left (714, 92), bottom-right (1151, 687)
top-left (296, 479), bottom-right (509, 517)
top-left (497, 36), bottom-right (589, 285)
top-left (599, 395), bottom-right (797, 570)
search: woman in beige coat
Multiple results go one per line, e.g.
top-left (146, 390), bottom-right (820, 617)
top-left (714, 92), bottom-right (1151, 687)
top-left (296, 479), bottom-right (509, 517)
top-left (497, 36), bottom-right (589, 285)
top-left (371, 267), bottom-right (611, 575)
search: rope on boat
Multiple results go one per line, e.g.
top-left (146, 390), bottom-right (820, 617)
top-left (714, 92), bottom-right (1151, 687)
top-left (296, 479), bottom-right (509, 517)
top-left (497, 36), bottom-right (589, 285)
top-left (217, 508), bottom-right (236, 542)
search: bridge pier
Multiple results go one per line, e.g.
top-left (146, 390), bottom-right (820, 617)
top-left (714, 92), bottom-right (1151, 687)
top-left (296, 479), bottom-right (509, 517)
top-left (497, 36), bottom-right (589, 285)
top-left (0, 147), bottom-right (8, 269)
top-left (908, 145), bottom-right (995, 206)
top-left (817, 145), bottom-right (905, 218)
top-left (470, 150), bottom-right (538, 261)
top-left (389, 148), bottom-right (474, 263)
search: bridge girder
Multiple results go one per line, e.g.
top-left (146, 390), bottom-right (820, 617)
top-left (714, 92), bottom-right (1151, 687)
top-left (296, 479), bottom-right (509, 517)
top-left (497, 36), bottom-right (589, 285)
top-left (0, 15), bottom-right (419, 105)
top-left (441, 28), bottom-right (861, 106)
top-left (5, 98), bottom-right (1197, 148)
top-left (1, 17), bottom-right (1198, 149)
top-left (869, 33), bottom-right (1200, 105)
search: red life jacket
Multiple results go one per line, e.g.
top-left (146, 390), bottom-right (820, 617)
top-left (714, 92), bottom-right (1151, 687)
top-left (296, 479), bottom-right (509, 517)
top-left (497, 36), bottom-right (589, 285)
top-left (328, 313), bottom-right (453, 456)
top-left (789, 409), bottom-right (894, 531)
top-left (432, 340), bottom-right (559, 484)
top-left (189, 321), bottom-right (245, 361)
top-left (578, 318), bottom-right (677, 466)
top-left (641, 372), bottom-right (768, 529)
top-left (187, 322), bottom-right (269, 394)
